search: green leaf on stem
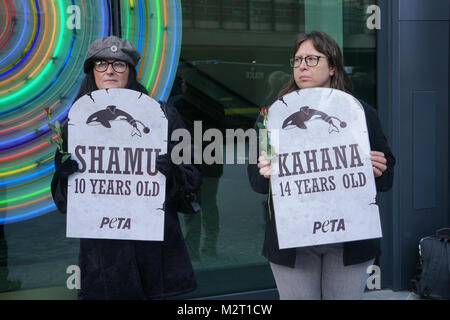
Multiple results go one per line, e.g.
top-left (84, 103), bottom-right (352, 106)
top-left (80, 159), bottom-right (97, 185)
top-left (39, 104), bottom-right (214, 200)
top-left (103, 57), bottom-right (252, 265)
top-left (48, 123), bottom-right (56, 132)
top-left (61, 153), bottom-right (71, 163)
top-left (264, 152), bottom-right (278, 162)
top-left (259, 135), bottom-right (268, 150)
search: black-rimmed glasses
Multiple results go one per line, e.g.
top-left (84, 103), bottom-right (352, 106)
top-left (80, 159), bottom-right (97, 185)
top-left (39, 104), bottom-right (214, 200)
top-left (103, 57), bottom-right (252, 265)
top-left (94, 60), bottom-right (128, 73)
top-left (290, 55), bottom-right (328, 68)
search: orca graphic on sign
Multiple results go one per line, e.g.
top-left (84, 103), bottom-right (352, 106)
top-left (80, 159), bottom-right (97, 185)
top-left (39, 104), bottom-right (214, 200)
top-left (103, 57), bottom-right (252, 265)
top-left (282, 106), bottom-right (347, 133)
top-left (86, 105), bottom-right (150, 137)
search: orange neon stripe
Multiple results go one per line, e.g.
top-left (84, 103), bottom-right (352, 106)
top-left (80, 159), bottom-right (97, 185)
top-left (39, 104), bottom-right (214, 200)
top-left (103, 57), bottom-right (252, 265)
top-left (0, 100), bottom-right (60, 134)
top-left (0, 194), bottom-right (52, 212)
top-left (137, 0), bottom-right (149, 80)
top-left (0, 99), bottom-right (60, 127)
top-left (0, 80), bottom-right (25, 95)
top-left (28, 0), bottom-right (57, 78)
top-left (151, 1), bottom-right (167, 96)
top-left (0, 0), bottom-right (36, 74)
top-left (0, 135), bottom-right (58, 162)
top-left (0, 0), bottom-right (37, 73)
top-left (0, 0), bottom-right (14, 51)
top-left (0, 0), bottom-right (48, 88)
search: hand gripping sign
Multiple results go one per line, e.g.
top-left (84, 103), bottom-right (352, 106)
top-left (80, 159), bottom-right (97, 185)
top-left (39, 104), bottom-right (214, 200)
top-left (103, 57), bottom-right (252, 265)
top-left (66, 88), bottom-right (167, 241)
top-left (266, 88), bottom-right (382, 249)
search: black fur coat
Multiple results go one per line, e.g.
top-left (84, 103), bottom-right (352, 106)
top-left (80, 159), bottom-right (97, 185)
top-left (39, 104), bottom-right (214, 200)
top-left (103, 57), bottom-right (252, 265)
top-left (51, 103), bottom-right (201, 299)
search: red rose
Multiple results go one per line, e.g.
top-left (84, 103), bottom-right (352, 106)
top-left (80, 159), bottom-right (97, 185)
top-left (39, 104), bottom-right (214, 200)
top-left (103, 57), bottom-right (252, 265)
top-left (261, 107), bottom-right (268, 116)
top-left (44, 107), bottom-right (50, 115)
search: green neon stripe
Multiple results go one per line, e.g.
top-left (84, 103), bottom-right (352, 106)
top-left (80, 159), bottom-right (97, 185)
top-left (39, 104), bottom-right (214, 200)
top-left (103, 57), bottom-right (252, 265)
top-left (53, 0), bottom-right (65, 58)
top-left (0, 61), bottom-right (53, 107)
top-left (0, 172), bottom-right (53, 193)
top-left (146, 0), bottom-right (161, 90)
top-left (0, 1), bottom-right (61, 109)
top-left (0, 186), bottom-right (50, 205)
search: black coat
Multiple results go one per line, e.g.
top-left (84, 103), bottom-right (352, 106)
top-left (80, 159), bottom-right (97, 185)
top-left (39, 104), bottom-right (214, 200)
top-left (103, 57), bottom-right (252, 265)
top-left (51, 103), bottom-right (201, 299)
top-left (247, 99), bottom-right (395, 267)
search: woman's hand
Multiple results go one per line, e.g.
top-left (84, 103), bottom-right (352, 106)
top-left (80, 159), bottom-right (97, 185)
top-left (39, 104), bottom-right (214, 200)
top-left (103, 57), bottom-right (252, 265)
top-left (371, 151), bottom-right (387, 178)
top-left (258, 150), bottom-right (273, 179)
top-left (55, 158), bottom-right (79, 177)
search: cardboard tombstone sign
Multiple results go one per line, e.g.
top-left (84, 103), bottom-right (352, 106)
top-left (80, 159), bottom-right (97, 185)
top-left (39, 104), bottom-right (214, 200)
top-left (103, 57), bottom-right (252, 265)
top-left (266, 88), bottom-right (382, 249)
top-left (66, 88), bottom-right (167, 241)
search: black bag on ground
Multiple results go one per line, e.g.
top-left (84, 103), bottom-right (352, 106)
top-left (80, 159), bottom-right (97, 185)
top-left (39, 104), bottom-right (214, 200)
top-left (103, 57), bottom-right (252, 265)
top-left (411, 228), bottom-right (450, 299)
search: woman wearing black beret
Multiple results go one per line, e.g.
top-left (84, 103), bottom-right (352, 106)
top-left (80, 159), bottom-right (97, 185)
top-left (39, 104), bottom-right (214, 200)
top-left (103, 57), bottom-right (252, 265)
top-left (51, 36), bottom-right (201, 300)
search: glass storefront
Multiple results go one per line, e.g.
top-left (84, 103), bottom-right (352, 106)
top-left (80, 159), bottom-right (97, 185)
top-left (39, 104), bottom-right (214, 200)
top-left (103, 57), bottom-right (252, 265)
top-left (0, 0), bottom-right (377, 299)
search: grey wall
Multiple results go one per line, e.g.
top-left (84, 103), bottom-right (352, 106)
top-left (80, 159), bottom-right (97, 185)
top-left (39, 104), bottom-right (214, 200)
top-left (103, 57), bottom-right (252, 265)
top-left (378, 0), bottom-right (449, 290)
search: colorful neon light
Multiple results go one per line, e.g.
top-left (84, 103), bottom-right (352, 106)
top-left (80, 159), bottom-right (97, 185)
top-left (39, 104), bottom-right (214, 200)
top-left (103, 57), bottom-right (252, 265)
top-left (161, 0), bottom-right (180, 99)
top-left (0, 0), bottom-right (181, 224)
top-left (0, 153), bottom-right (53, 173)
top-left (0, 100), bottom-right (60, 135)
top-left (0, 0), bottom-right (108, 224)
top-left (146, 0), bottom-right (161, 91)
top-left (0, 0), bottom-right (39, 78)
top-left (0, 186), bottom-right (50, 206)
top-left (122, 0), bottom-right (182, 100)
top-left (0, 194), bottom-right (52, 212)
top-left (0, 171), bottom-right (53, 192)
top-left (0, 204), bottom-right (56, 224)
top-left (0, 0), bottom-right (16, 50)
top-left (0, 0), bottom-right (27, 65)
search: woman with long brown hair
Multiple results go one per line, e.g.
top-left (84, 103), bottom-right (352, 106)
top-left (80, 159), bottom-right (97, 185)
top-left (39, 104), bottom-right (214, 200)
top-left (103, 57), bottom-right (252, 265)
top-left (248, 30), bottom-right (395, 299)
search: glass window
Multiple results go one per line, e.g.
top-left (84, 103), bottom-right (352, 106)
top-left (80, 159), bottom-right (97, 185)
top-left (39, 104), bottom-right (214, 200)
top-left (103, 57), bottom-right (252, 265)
top-left (172, 0), bottom-right (377, 298)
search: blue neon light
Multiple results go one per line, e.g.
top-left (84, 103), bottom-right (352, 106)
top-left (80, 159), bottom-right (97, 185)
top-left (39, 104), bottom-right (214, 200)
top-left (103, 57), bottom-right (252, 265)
top-left (0, 0), bottom-right (28, 66)
top-left (0, 203), bottom-right (56, 224)
top-left (0, 164), bottom-right (55, 187)
top-left (0, 0), bottom-right (41, 78)
top-left (161, 0), bottom-right (178, 100)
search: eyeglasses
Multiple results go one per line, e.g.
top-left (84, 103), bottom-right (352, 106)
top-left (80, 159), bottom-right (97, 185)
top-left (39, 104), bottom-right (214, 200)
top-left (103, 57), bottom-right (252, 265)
top-left (290, 55), bottom-right (328, 68)
top-left (94, 60), bottom-right (128, 73)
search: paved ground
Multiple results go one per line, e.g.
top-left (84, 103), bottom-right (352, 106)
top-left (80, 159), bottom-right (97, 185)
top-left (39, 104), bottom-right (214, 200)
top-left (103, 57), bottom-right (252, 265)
top-left (0, 287), bottom-right (427, 300)
top-left (1, 159), bottom-right (432, 301)
top-left (362, 289), bottom-right (423, 300)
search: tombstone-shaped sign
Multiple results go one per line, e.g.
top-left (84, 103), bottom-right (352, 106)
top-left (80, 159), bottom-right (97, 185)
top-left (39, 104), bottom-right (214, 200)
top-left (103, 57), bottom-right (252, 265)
top-left (267, 88), bottom-right (382, 249)
top-left (66, 88), bottom-right (167, 241)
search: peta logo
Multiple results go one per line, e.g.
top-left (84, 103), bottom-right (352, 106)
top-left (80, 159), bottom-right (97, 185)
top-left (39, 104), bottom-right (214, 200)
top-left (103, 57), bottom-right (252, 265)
top-left (100, 217), bottom-right (131, 230)
top-left (312, 219), bottom-right (345, 234)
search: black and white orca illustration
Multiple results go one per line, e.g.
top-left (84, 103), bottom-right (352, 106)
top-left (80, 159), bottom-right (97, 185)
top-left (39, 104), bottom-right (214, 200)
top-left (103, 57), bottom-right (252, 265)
top-left (282, 106), bottom-right (347, 133)
top-left (86, 105), bottom-right (150, 137)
